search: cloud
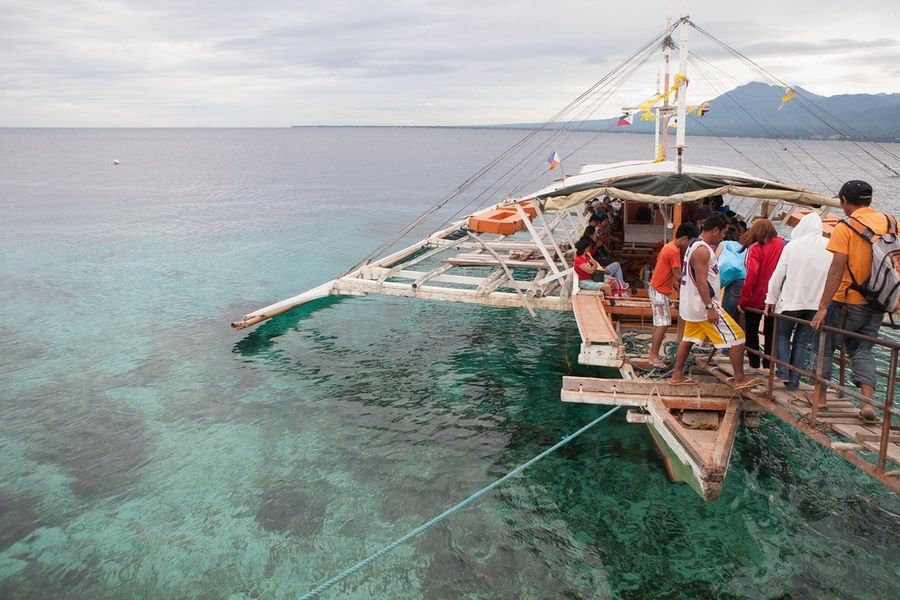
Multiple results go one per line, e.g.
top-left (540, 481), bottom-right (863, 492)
top-left (0, 0), bottom-right (898, 126)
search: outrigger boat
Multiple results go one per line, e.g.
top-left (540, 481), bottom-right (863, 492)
top-left (231, 16), bottom-right (900, 499)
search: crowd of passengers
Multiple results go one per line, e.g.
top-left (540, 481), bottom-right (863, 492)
top-left (571, 181), bottom-right (895, 423)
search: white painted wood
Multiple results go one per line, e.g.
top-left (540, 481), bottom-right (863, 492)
top-left (514, 203), bottom-right (560, 276)
top-left (627, 410), bottom-right (653, 424)
top-left (231, 280), bottom-right (340, 330)
top-left (645, 399), bottom-right (713, 495)
top-left (332, 278), bottom-right (571, 311)
top-left (532, 201), bottom-right (569, 269)
top-left (467, 233), bottom-right (537, 317)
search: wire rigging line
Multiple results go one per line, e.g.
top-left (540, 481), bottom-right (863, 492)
top-left (687, 50), bottom-right (889, 189)
top-left (438, 36), bottom-right (665, 229)
top-left (687, 53), bottom-right (834, 190)
top-left (433, 27), bottom-right (671, 233)
top-left (687, 20), bottom-right (900, 175)
top-left (341, 23), bottom-right (680, 274)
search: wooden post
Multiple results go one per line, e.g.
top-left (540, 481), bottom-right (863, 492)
top-left (767, 315), bottom-right (779, 399)
top-left (876, 349), bottom-right (897, 472)
top-left (811, 332), bottom-right (829, 423)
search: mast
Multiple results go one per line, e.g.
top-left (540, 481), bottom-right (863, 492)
top-left (675, 5), bottom-right (689, 173)
top-left (659, 17), bottom-right (672, 162)
top-left (653, 63), bottom-right (661, 162)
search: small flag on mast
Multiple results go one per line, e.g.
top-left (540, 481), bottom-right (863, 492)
top-left (617, 113), bottom-right (634, 126)
top-left (547, 150), bottom-right (561, 171)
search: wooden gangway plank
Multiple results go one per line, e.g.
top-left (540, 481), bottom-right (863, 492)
top-left (704, 355), bottom-right (900, 475)
top-left (572, 293), bottom-right (618, 345)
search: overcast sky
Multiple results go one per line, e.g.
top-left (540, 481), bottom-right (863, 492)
top-left (2, 0), bottom-right (898, 126)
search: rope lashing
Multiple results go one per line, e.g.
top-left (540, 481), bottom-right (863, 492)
top-left (298, 405), bottom-right (621, 599)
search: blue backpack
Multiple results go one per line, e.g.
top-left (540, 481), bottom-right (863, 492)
top-left (717, 241), bottom-right (747, 288)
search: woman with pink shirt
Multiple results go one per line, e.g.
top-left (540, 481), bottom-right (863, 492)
top-left (738, 219), bottom-right (786, 369)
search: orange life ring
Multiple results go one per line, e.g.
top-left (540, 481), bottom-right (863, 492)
top-left (467, 201), bottom-right (538, 235)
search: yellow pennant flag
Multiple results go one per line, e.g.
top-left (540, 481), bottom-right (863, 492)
top-left (779, 87), bottom-right (796, 110)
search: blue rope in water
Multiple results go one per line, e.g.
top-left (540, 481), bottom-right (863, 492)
top-left (298, 405), bottom-right (622, 599)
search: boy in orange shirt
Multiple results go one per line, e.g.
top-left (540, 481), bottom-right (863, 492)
top-left (647, 223), bottom-right (699, 368)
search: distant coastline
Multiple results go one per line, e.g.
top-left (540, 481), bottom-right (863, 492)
top-left (293, 82), bottom-right (900, 143)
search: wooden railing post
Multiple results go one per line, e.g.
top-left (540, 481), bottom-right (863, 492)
top-left (838, 343), bottom-right (847, 399)
top-left (767, 315), bottom-right (779, 400)
top-left (876, 348), bottom-right (898, 473)
top-left (811, 331), bottom-right (829, 425)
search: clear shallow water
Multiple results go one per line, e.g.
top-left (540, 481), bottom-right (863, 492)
top-left (1, 127), bottom-right (899, 599)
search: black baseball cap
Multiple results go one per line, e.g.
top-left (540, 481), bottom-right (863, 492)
top-left (838, 180), bottom-right (873, 203)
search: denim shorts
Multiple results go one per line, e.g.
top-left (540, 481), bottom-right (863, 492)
top-left (820, 301), bottom-right (884, 388)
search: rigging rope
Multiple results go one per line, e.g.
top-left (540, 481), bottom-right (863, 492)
top-left (687, 51), bottom-right (855, 191)
top-left (437, 35), bottom-right (666, 230)
top-left (685, 54), bottom-right (827, 189)
top-left (342, 22), bottom-right (681, 275)
top-left (687, 20), bottom-right (900, 175)
top-left (620, 331), bottom-right (708, 379)
top-left (298, 405), bottom-right (622, 599)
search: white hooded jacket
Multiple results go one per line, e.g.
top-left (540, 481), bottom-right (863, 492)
top-left (765, 212), bottom-right (833, 313)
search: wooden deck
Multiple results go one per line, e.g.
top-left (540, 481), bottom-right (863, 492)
top-left (703, 354), bottom-right (900, 468)
top-left (562, 312), bottom-right (900, 497)
top-left (561, 374), bottom-right (753, 500)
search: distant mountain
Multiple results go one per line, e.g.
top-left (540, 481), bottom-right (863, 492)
top-left (488, 82), bottom-right (900, 142)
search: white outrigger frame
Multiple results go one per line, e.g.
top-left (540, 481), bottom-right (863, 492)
top-left (231, 198), bottom-right (586, 329)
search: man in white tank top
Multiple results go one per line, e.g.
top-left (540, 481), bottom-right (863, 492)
top-left (671, 213), bottom-right (760, 390)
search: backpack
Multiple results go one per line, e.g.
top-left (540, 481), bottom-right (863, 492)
top-left (844, 214), bottom-right (900, 313)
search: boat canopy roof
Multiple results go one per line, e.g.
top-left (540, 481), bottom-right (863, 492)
top-left (524, 160), bottom-right (839, 210)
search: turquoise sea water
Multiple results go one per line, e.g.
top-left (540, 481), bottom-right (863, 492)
top-left (1, 127), bottom-right (899, 599)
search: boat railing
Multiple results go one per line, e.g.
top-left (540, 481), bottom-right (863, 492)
top-left (742, 307), bottom-right (898, 476)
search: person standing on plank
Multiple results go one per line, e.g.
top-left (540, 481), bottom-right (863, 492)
top-left (671, 213), bottom-right (759, 390)
top-left (647, 222), bottom-right (698, 369)
top-left (811, 180), bottom-right (894, 422)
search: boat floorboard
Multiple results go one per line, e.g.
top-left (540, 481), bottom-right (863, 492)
top-left (703, 355), bottom-right (900, 466)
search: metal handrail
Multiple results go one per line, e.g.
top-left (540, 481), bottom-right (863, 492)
top-left (742, 307), bottom-right (898, 475)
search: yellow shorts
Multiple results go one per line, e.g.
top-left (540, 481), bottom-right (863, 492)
top-left (682, 309), bottom-right (745, 349)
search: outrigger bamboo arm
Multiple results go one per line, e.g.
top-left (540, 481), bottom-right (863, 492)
top-left (231, 222), bottom-right (459, 330)
top-left (230, 280), bottom-right (346, 330)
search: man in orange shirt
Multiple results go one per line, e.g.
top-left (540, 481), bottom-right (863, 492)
top-left (811, 180), bottom-right (889, 421)
top-left (648, 223), bottom-right (699, 368)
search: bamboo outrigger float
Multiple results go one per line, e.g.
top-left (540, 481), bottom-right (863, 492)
top-left (231, 15), bottom-right (900, 500)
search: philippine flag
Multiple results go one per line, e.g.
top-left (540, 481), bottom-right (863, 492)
top-left (547, 150), bottom-right (561, 171)
top-left (617, 113), bottom-right (634, 126)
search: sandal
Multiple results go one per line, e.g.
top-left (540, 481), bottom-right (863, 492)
top-left (670, 377), bottom-right (700, 386)
top-left (731, 378), bottom-right (761, 391)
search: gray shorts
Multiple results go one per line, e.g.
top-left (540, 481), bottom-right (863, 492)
top-left (648, 285), bottom-right (671, 327)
